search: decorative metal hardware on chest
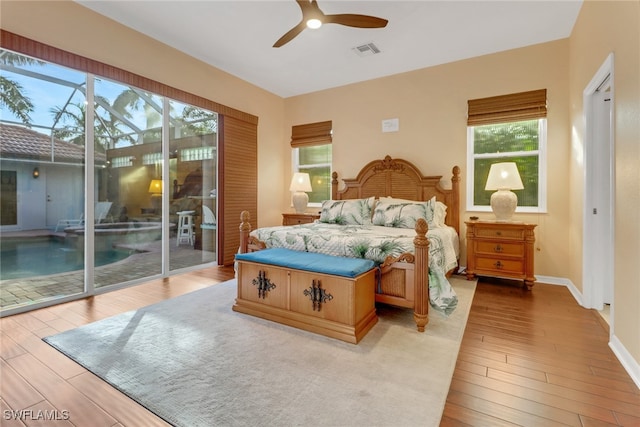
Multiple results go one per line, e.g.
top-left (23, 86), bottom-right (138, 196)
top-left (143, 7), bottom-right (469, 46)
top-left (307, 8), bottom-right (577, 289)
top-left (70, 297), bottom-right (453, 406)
top-left (494, 261), bottom-right (503, 269)
top-left (252, 270), bottom-right (276, 299)
top-left (303, 280), bottom-right (333, 311)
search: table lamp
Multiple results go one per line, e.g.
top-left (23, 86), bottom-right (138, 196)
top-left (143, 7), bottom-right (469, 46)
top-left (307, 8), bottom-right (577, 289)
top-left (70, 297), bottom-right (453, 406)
top-left (148, 179), bottom-right (163, 211)
top-left (485, 162), bottom-right (524, 221)
top-left (289, 172), bottom-right (312, 214)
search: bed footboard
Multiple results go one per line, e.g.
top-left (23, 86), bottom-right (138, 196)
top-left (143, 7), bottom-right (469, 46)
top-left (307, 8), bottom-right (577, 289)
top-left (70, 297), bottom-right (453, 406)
top-left (238, 211), bottom-right (430, 332)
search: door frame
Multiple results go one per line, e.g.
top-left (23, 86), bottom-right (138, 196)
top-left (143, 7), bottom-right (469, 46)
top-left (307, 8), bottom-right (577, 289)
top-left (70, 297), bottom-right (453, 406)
top-left (582, 53), bottom-right (615, 321)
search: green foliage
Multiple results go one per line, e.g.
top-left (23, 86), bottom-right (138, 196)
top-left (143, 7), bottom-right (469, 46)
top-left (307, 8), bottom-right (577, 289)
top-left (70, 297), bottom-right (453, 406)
top-left (474, 120), bottom-right (539, 154)
top-left (0, 53), bottom-right (41, 125)
top-left (0, 77), bottom-right (33, 124)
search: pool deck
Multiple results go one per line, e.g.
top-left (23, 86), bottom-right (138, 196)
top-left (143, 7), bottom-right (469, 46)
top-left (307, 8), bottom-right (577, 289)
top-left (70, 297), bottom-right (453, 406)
top-left (1, 229), bottom-right (216, 311)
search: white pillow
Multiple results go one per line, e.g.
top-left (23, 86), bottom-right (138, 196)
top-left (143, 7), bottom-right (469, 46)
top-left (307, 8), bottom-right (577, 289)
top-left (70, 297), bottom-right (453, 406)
top-left (434, 201), bottom-right (447, 227)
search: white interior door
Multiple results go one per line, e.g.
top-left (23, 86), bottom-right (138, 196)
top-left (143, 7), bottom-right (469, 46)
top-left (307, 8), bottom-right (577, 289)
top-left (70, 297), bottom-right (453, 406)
top-left (591, 88), bottom-right (613, 304)
top-left (583, 53), bottom-right (614, 312)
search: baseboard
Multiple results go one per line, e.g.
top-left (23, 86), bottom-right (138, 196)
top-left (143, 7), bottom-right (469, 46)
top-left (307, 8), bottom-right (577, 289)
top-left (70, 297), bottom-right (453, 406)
top-left (536, 275), bottom-right (639, 390)
top-left (610, 335), bottom-right (640, 389)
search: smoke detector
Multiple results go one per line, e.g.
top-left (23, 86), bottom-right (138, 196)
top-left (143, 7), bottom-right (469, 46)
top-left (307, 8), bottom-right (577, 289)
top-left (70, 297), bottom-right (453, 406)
top-left (352, 42), bottom-right (381, 57)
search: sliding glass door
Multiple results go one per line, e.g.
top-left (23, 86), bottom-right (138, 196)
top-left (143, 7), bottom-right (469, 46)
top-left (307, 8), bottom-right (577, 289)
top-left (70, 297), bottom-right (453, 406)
top-left (0, 49), bottom-right (218, 315)
top-left (168, 100), bottom-right (217, 271)
top-left (0, 52), bottom-right (87, 311)
top-left (94, 78), bottom-right (165, 288)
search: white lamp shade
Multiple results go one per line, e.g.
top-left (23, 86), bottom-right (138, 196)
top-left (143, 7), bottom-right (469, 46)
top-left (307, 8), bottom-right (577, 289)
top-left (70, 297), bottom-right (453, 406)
top-left (485, 162), bottom-right (524, 190)
top-left (289, 173), bottom-right (312, 192)
top-left (485, 162), bottom-right (523, 221)
top-left (290, 173), bottom-right (312, 214)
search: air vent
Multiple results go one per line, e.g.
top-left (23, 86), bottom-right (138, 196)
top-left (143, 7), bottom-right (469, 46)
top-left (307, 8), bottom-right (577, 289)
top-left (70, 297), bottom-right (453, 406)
top-left (352, 42), bottom-right (381, 57)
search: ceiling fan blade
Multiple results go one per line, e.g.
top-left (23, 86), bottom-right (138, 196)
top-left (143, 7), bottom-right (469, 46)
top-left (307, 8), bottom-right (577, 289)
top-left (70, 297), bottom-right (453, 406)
top-left (273, 1), bottom-right (388, 47)
top-left (324, 14), bottom-right (388, 28)
top-left (273, 21), bottom-right (307, 48)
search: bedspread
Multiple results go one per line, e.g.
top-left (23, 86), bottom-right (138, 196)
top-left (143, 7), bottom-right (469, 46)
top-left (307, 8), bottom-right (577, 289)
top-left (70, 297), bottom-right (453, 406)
top-left (250, 223), bottom-right (459, 315)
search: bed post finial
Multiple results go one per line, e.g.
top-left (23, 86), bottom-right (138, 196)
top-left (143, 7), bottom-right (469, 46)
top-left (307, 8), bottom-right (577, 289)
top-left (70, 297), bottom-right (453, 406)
top-left (413, 218), bottom-right (429, 332)
top-left (331, 171), bottom-right (338, 200)
top-left (450, 166), bottom-right (461, 237)
top-left (239, 211), bottom-right (251, 254)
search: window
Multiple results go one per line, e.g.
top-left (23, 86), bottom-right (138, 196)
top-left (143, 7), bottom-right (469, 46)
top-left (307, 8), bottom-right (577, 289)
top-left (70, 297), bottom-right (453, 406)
top-left (291, 121), bottom-right (332, 205)
top-left (466, 89), bottom-right (547, 213)
top-left (0, 47), bottom-right (218, 313)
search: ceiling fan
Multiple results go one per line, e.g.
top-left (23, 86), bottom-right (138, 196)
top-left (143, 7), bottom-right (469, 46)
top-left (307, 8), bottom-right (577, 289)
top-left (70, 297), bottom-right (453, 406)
top-left (273, 0), bottom-right (388, 48)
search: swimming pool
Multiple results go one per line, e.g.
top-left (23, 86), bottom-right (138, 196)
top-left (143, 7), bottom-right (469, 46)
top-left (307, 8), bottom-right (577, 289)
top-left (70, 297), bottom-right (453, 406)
top-left (0, 237), bottom-right (131, 280)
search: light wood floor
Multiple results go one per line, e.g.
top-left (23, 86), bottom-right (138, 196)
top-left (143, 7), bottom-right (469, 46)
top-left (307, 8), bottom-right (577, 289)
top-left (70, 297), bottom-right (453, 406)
top-left (2, 268), bottom-right (639, 426)
top-left (442, 277), bottom-right (640, 426)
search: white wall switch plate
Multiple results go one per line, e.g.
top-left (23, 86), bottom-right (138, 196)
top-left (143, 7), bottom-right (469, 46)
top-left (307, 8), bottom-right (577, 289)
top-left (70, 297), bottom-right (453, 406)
top-left (382, 118), bottom-right (399, 133)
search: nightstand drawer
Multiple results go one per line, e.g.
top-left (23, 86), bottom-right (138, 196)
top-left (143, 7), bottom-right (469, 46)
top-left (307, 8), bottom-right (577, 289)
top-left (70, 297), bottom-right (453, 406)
top-left (476, 257), bottom-right (524, 275)
top-left (475, 227), bottom-right (524, 240)
top-left (475, 241), bottom-right (524, 257)
top-left (282, 213), bottom-right (320, 226)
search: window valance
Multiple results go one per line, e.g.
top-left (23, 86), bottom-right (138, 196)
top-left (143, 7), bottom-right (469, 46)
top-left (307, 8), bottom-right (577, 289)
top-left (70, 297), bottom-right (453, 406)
top-left (467, 89), bottom-right (547, 126)
top-left (291, 120), bottom-right (333, 148)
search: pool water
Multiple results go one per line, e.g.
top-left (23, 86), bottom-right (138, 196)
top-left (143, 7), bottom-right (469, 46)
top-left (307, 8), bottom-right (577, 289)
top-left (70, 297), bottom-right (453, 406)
top-left (0, 237), bottom-right (131, 280)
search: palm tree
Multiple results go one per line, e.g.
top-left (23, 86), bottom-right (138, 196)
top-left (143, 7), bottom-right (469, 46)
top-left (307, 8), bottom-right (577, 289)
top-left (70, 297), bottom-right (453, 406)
top-left (179, 106), bottom-right (217, 136)
top-left (0, 52), bottom-right (39, 125)
top-left (50, 97), bottom-right (137, 152)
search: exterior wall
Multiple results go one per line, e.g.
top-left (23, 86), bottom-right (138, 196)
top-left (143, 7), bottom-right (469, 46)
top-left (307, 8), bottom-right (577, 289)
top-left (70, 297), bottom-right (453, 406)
top-left (284, 39), bottom-right (572, 279)
top-left (569, 0), bottom-right (640, 375)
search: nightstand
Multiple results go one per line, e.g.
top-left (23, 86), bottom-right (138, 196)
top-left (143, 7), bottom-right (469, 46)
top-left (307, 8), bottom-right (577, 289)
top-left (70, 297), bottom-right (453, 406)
top-left (282, 213), bottom-right (320, 226)
top-left (465, 220), bottom-right (537, 290)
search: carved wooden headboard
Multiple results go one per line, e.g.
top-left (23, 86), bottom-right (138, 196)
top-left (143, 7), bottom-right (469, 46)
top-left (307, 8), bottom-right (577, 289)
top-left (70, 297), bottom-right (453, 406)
top-left (331, 155), bottom-right (461, 236)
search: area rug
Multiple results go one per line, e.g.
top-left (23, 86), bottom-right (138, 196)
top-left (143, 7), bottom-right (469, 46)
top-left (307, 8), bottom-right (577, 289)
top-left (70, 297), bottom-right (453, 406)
top-left (44, 275), bottom-right (476, 427)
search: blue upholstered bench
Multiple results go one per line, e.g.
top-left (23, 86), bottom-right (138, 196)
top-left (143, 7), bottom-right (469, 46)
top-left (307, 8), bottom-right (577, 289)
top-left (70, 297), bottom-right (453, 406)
top-left (234, 248), bottom-right (375, 278)
top-left (233, 248), bottom-right (378, 343)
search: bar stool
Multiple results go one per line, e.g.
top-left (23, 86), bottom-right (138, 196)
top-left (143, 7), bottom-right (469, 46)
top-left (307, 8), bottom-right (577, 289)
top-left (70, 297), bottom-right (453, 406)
top-left (176, 210), bottom-right (195, 246)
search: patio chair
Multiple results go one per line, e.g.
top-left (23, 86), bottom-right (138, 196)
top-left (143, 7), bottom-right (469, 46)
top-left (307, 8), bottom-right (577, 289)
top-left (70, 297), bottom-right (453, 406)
top-left (200, 205), bottom-right (216, 230)
top-left (54, 201), bottom-right (113, 232)
top-left (55, 213), bottom-right (84, 232)
top-left (95, 201), bottom-right (113, 223)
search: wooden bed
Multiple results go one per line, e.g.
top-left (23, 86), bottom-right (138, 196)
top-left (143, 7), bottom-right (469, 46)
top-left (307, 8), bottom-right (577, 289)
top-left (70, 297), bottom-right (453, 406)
top-left (239, 155), bottom-right (461, 331)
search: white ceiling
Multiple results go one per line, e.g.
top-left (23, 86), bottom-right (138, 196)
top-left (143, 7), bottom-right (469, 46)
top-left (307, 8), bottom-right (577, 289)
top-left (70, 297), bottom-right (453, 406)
top-left (76, 0), bottom-right (583, 98)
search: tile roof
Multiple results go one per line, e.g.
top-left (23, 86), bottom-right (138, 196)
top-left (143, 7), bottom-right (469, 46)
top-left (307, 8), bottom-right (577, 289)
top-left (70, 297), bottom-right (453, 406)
top-left (0, 123), bottom-right (105, 163)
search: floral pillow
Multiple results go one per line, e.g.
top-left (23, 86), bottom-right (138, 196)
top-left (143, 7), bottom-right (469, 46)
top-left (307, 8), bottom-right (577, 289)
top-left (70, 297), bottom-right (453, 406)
top-left (379, 196), bottom-right (446, 227)
top-left (319, 197), bottom-right (375, 225)
top-left (372, 198), bottom-right (436, 229)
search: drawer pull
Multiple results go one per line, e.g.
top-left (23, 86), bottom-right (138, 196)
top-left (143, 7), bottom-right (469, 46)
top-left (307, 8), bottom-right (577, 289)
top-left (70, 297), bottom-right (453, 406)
top-left (303, 279), bottom-right (333, 311)
top-left (495, 231), bottom-right (502, 236)
top-left (252, 270), bottom-right (276, 299)
top-left (494, 244), bottom-right (503, 253)
top-left (494, 261), bottom-right (503, 269)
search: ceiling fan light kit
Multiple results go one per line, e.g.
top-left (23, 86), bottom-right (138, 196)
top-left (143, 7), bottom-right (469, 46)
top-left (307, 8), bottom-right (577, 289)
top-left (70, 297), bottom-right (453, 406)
top-left (306, 18), bottom-right (322, 29)
top-left (273, 0), bottom-right (388, 48)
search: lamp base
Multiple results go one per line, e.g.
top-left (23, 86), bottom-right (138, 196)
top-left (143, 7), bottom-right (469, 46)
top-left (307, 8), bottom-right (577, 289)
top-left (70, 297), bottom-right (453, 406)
top-left (292, 191), bottom-right (309, 214)
top-left (490, 189), bottom-right (518, 221)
